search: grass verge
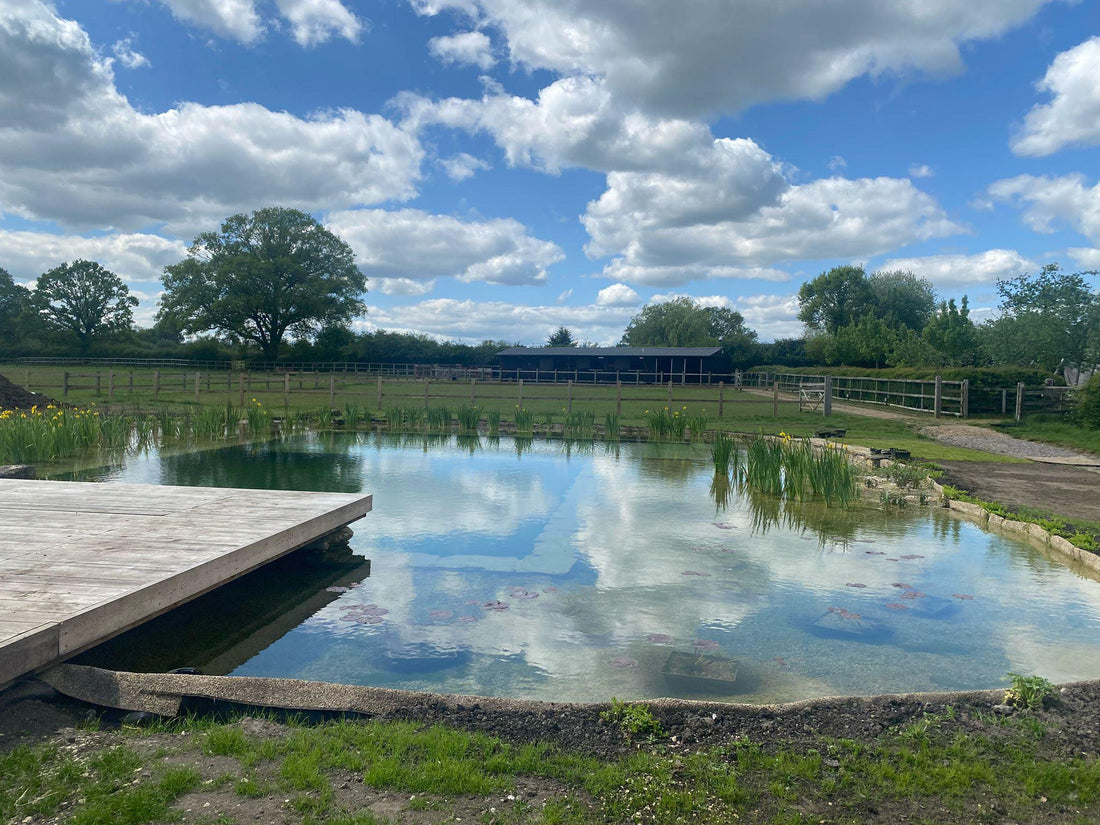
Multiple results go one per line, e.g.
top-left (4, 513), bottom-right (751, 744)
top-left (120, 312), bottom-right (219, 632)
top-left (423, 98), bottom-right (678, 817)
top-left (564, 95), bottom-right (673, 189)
top-left (2, 709), bottom-right (1099, 825)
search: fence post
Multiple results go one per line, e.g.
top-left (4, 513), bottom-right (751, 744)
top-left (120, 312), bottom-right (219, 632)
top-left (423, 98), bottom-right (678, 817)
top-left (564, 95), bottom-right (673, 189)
top-left (181, 372), bottom-right (187, 391)
top-left (933, 375), bottom-right (942, 418)
top-left (616, 380), bottom-right (622, 417)
top-left (94, 371), bottom-right (101, 397)
top-left (773, 381), bottom-right (779, 417)
top-left (329, 374), bottom-right (335, 409)
top-left (961, 379), bottom-right (970, 419)
top-left (238, 373), bottom-right (245, 408)
top-left (718, 381), bottom-right (725, 418)
top-left (107, 370), bottom-right (114, 401)
top-left (194, 372), bottom-right (200, 403)
top-left (154, 370), bottom-right (160, 398)
top-left (284, 372), bottom-right (290, 413)
top-left (1001, 388), bottom-right (1007, 415)
top-left (23, 369), bottom-right (29, 390)
top-left (423, 378), bottom-right (429, 409)
top-left (568, 380), bottom-right (573, 414)
top-left (1015, 382), bottom-right (1024, 422)
top-left (518, 378), bottom-right (524, 409)
top-left (823, 376), bottom-right (832, 418)
top-left (470, 378), bottom-right (476, 404)
top-left (667, 380), bottom-right (672, 405)
top-left (376, 377), bottom-right (383, 409)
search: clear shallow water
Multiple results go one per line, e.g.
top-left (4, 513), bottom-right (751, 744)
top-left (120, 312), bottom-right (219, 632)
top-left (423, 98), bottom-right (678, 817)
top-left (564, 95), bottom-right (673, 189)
top-left (64, 433), bottom-right (1100, 703)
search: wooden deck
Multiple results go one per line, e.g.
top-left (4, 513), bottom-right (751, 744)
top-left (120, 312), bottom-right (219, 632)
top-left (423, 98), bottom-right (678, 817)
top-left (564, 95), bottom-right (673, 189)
top-left (0, 479), bottom-right (372, 688)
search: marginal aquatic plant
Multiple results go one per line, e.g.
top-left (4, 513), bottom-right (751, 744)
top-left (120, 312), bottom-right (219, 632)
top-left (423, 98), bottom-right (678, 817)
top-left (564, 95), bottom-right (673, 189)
top-left (486, 408), bottom-right (501, 436)
top-left (426, 406), bottom-right (453, 433)
top-left (455, 406), bottom-right (479, 433)
top-left (513, 406), bottom-right (534, 435)
top-left (603, 412), bottom-right (620, 440)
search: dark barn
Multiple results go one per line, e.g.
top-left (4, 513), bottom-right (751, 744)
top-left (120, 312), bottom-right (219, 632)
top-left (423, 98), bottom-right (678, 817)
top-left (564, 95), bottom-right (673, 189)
top-left (495, 346), bottom-right (730, 384)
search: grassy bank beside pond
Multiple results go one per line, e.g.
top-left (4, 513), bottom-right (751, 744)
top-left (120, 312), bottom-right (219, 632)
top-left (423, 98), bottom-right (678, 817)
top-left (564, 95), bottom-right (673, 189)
top-left (0, 364), bottom-right (1015, 464)
top-left (2, 702), bottom-right (1098, 825)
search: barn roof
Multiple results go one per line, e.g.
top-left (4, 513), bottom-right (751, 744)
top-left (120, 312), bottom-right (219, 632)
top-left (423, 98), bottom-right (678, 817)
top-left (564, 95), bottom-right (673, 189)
top-left (496, 346), bottom-right (723, 358)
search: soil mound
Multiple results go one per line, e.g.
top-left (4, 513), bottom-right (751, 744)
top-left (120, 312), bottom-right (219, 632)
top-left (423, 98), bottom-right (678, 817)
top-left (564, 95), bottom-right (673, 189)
top-left (0, 373), bottom-right (57, 410)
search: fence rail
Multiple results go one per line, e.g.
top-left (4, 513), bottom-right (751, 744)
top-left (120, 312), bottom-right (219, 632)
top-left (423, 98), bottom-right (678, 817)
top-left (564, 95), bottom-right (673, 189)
top-left (5, 362), bottom-right (1077, 422)
top-left (4, 367), bottom-right (793, 421)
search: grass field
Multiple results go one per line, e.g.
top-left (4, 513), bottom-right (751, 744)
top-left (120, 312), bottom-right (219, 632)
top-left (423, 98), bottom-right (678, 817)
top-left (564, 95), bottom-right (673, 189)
top-left (0, 364), bottom-right (1018, 463)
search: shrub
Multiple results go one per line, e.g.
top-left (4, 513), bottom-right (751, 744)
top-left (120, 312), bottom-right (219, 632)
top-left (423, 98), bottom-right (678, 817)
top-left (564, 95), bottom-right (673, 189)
top-left (1074, 373), bottom-right (1100, 429)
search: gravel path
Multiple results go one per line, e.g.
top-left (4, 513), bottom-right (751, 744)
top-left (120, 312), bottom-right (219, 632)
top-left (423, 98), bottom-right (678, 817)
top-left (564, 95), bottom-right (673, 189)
top-left (921, 424), bottom-right (1096, 462)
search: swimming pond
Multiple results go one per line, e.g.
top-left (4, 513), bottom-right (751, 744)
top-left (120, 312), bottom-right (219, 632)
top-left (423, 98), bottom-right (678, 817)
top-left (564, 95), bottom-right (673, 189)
top-left (66, 433), bottom-right (1100, 703)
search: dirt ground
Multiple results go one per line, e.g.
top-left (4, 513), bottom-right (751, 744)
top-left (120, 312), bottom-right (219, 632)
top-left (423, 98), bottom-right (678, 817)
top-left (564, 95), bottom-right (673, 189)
top-left (938, 461), bottom-right (1100, 523)
top-left (0, 373), bottom-right (56, 410)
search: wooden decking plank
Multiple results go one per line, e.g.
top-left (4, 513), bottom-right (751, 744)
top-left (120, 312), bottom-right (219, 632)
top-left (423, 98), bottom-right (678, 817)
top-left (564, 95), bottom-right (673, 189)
top-left (0, 479), bottom-right (371, 688)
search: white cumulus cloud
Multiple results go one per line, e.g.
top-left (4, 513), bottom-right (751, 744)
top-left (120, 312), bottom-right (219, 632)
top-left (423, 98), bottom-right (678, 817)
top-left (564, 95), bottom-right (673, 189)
top-left (359, 298), bottom-right (638, 345)
top-left (111, 36), bottom-right (149, 69)
top-left (410, 0), bottom-right (1055, 117)
top-left (149, 0), bottom-right (264, 43)
top-left (909, 164), bottom-right (934, 178)
top-left (439, 152), bottom-right (491, 181)
top-left (595, 283), bottom-right (639, 306)
top-left (429, 30), bottom-right (495, 69)
top-left (1012, 37), bottom-right (1100, 156)
top-left (326, 208), bottom-right (564, 286)
top-left (0, 2), bottom-right (422, 233)
top-left (274, 0), bottom-right (364, 46)
top-left (880, 249), bottom-right (1038, 286)
top-left (989, 173), bottom-right (1100, 269)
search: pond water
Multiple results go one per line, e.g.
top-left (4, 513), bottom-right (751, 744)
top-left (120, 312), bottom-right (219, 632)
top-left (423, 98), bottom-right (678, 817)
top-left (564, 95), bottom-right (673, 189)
top-left (64, 433), bottom-right (1100, 703)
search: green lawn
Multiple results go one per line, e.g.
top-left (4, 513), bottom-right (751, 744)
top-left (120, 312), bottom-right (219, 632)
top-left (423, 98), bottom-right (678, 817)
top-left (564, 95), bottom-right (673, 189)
top-left (2, 710), bottom-right (1097, 825)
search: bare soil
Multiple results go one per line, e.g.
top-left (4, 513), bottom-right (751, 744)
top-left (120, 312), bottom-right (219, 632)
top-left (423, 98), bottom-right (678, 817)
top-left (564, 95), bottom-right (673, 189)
top-left (938, 461), bottom-right (1100, 523)
top-left (0, 373), bottom-right (56, 410)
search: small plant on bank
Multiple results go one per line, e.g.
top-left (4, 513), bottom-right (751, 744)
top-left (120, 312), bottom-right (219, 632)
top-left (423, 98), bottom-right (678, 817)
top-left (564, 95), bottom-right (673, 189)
top-left (600, 698), bottom-right (666, 742)
top-left (1005, 673), bottom-right (1055, 710)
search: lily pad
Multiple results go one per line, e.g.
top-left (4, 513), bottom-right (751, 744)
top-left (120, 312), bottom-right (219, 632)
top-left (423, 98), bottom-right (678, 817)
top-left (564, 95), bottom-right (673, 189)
top-left (428, 610), bottom-right (453, 619)
top-left (483, 600), bottom-right (510, 611)
top-left (953, 593), bottom-right (975, 600)
top-left (885, 603), bottom-right (909, 610)
top-left (645, 633), bottom-right (674, 644)
top-left (692, 638), bottom-right (720, 650)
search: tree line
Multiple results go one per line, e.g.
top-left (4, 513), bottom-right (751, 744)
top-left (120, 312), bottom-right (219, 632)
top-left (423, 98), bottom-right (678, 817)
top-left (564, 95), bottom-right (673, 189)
top-left (0, 206), bottom-right (1096, 377)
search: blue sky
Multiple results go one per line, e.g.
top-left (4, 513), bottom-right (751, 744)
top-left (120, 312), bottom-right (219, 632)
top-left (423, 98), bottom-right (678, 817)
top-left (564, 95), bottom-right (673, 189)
top-left (1, 0), bottom-right (1098, 344)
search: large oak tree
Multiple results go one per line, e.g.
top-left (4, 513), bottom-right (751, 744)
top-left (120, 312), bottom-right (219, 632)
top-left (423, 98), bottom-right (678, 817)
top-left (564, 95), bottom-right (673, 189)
top-left (32, 260), bottom-right (137, 353)
top-left (159, 207), bottom-right (366, 362)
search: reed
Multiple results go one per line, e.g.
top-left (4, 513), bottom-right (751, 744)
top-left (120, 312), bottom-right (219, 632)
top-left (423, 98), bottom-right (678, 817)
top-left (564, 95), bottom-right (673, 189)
top-left (245, 398), bottom-right (268, 434)
top-left (486, 408), bottom-right (501, 436)
top-left (603, 411), bottom-right (620, 440)
top-left (513, 406), bottom-right (534, 435)
top-left (427, 406), bottom-right (453, 433)
top-left (686, 411), bottom-right (708, 441)
top-left (404, 406), bottom-right (425, 433)
top-left (455, 406), bottom-right (480, 433)
top-left (385, 407), bottom-right (404, 431)
top-left (710, 431), bottom-right (741, 480)
top-left (564, 409), bottom-right (595, 439)
top-left (541, 411), bottom-right (557, 436)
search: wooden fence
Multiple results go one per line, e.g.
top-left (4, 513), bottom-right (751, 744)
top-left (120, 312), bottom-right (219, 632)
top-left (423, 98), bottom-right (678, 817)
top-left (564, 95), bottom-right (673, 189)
top-left (8, 367), bottom-right (797, 420)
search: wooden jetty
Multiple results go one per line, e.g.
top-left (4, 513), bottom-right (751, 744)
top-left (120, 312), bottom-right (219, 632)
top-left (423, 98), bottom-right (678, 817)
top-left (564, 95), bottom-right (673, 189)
top-left (0, 479), bottom-right (372, 688)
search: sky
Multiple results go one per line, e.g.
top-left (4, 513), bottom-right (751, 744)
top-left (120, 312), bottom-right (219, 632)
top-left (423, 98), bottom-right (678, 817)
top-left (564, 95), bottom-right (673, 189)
top-left (1, 0), bottom-right (1099, 346)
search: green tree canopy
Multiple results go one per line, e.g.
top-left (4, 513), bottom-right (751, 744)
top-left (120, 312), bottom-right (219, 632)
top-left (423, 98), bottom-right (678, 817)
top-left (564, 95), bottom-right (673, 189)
top-left (31, 260), bottom-right (137, 353)
top-left (0, 267), bottom-right (31, 352)
top-left (922, 296), bottom-right (981, 366)
top-left (546, 326), bottom-right (577, 347)
top-left (159, 207), bottom-right (366, 362)
top-left (621, 298), bottom-right (757, 354)
top-left (868, 269), bottom-right (937, 332)
top-left (986, 263), bottom-right (1099, 373)
top-left (797, 265), bottom-right (875, 335)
